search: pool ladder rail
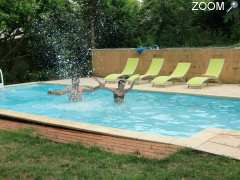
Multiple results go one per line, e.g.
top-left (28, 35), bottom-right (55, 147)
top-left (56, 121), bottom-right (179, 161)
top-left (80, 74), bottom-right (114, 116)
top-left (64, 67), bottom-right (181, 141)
top-left (0, 69), bottom-right (4, 88)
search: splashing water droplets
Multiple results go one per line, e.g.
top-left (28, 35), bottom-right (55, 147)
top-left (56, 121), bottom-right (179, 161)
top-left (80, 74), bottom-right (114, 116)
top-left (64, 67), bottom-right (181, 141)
top-left (31, 8), bottom-right (93, 81)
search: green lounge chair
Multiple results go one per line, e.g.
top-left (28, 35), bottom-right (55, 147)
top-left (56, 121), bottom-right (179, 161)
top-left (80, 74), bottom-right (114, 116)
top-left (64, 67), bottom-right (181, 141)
top-left (127, 58), bottom-right (164, 83)
top-left (104, 58), bottom-right (139, 82)
top-left (187, 58), bottom-right (225, 88)
top-left (152, 62), bottom-right (191, 86)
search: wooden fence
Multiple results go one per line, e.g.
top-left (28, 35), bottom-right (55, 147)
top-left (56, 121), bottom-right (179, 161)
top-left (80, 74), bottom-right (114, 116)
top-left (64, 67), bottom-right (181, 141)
top-left (92, 48), bottom-right (240, 83)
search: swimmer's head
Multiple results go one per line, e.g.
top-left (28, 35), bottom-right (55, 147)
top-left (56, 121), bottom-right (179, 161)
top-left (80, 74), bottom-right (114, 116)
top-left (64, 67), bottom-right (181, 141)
top-left (72, 77), bottom-right (79, 83)
top-left (118, 79), bottom-right (126, 90)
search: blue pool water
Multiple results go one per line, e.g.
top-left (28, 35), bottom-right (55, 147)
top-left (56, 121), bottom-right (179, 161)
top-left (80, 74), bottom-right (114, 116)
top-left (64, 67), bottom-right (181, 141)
top-left (0, 83), bottom-right (239, 137)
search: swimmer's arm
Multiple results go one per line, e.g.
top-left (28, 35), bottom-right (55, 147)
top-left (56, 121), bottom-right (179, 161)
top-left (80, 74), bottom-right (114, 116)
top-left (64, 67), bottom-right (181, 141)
top-left (82, 86), bottom-right (95, 92)
top-left (48, 89), bottom-right (66, 95)
top-left (125, 81), bottom-right (136, 93)
top-left (92, 77), bottom-right (116, 92)
top-left (93, 77), bottom-right (105, 88)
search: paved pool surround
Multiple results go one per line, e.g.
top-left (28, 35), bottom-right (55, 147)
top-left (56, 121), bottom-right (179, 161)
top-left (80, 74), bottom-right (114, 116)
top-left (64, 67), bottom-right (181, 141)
top-left (0, 79), bottom-right (240, 160)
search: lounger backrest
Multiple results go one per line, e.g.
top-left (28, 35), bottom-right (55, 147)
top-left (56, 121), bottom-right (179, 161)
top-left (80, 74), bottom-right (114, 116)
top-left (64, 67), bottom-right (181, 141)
top-left (171, 62), bottom-right (191, 78)
top-left (122, 58), bottom-right (139, 75)
top-left (146, 58), bottom-right (164, 76)
top-left (205, 58), bottom-right (225, 78)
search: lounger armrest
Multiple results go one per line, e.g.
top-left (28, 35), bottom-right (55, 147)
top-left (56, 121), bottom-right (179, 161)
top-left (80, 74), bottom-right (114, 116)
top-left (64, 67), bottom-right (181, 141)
top-left (141, 74), bottom-right (155, 80)
top-left (201, 75), bottom-right (218, 78)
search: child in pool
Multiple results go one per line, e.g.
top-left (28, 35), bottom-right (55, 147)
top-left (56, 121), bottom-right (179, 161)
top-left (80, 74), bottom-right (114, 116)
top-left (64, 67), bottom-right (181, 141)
top-left (94, 77), bottom-right (136, 104)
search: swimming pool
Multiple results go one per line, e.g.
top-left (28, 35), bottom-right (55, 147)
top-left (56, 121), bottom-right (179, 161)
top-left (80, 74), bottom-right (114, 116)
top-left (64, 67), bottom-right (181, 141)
top-left (0, 83), bottom-right (239, 137)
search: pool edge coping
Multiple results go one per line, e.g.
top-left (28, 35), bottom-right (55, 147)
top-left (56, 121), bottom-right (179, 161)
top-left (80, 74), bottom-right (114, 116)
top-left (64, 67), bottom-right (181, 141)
top-left (0, 108), bottom-right (186, 147)
top-left (1, 107), bottom-right (240, 160)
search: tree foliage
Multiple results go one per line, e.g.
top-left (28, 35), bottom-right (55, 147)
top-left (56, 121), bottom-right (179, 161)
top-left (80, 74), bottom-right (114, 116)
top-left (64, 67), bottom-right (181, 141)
top-left (0, 0), bottom-right (68, 83)
top-left (138, 0), bottom-right (240, 47)
top-left (0, 0), bottom-right (239, 84)
top-left (95, 0), bottom-right (140, 48)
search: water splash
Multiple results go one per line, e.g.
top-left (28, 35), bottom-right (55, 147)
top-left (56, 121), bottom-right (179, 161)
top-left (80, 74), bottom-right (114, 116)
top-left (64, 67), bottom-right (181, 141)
top-left (31, 7), bottom-right (92, 81)
top-left (68, 77), bottom-right (81, 102)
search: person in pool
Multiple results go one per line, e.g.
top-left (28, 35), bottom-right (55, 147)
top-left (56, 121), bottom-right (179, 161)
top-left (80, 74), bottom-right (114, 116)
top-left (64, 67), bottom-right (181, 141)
top-left (48, 78), bottom-right (94, 101)
top-left (94, 77), bottom-right (136, 104)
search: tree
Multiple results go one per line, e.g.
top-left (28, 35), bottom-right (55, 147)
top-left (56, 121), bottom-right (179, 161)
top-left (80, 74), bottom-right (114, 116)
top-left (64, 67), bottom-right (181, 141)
top-left (96, 0), bottom-right (140, 48)
top-left (0, 0), bottom-right (68, 83)
top-left (75, 0), bottom-right (100, 48)
top-left (138, 0), bottom-right (240, 47)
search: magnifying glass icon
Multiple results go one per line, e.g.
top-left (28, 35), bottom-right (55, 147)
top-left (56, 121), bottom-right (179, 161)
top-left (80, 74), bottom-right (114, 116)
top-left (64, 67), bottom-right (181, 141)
top-left (227, 1), bottom-right (239, 13)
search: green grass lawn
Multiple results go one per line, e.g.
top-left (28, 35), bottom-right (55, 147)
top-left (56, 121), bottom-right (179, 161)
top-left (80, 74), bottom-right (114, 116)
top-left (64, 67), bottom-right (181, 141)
top-left (0, 129), bottom-right (240, 180)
